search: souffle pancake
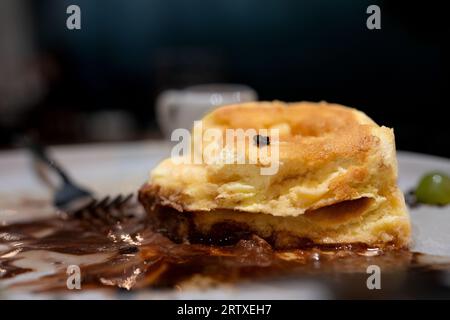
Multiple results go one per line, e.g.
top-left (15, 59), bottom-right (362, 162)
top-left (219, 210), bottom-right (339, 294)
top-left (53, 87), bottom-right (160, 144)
top-left (139, 101), bottom-right (411, 249)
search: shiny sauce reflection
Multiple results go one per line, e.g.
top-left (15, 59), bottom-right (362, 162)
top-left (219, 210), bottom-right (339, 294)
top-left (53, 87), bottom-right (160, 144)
top-left (0, 202), bottom-right (449, 298)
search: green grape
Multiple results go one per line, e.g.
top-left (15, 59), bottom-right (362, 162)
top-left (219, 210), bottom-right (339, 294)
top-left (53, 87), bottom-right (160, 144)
top-left (415, 172), bottom-right (450, 205)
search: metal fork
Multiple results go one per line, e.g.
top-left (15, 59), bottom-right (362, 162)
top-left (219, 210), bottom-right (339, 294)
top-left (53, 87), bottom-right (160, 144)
top-left (24, 138), bottom-right (133, 219)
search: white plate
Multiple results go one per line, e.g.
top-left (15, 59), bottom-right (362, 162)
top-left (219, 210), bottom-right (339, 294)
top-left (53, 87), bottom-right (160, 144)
top-left (0, 142), bottom-right (449, 299)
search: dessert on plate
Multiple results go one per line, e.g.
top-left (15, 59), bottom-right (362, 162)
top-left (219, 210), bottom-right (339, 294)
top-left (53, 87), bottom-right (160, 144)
top-left (139, 101), bottom-right (411, 249)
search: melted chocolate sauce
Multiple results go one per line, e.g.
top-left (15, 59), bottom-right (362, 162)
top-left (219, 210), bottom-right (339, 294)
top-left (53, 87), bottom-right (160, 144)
top-left (1, 200), bottom-right (450, 298)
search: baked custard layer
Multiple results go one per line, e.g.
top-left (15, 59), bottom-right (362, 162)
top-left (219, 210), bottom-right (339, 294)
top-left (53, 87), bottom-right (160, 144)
top-left (139, 184), bottom-right (410, 249)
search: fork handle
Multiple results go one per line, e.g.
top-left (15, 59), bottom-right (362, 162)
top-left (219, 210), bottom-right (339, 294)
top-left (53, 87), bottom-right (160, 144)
top-left (25, 138), bottom-right (72, 184)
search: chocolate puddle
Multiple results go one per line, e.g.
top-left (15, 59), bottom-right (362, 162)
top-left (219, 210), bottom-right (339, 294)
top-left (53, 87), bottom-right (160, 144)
top-left (1, 200), bottom-right (450, 298)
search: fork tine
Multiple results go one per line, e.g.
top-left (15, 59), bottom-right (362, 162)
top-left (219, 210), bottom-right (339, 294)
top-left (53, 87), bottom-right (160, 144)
top-left (95, 196), bottom-right (111, 209)
top-left (110, 195), bottom-right (123, 208)
top-left (98, 196), bottom-right (121, 222)
top-left (117, 193), bottom-right (133, 208)
top-left (82, 199), bottom-right (102, 219)
top-left (73, 198), bottom-right (97, 218)
top-left (72, 193), bottom-right (135, 223)
top-left (88, 196), bottom-right (113, 222)
top-left (85, 198), bottom-right (98, 210)
top-left (108, 193), bottom-right (134, 221)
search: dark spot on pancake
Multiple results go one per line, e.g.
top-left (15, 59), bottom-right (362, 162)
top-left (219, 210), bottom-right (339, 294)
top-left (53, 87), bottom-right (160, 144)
top-left (253, 135), bottom-right (270, 147)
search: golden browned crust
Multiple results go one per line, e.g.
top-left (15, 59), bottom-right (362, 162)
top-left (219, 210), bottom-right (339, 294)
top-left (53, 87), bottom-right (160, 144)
top-left (143, 101), bottom-right (411, 249)
top-left (150, 101), bottom-right (401, 216)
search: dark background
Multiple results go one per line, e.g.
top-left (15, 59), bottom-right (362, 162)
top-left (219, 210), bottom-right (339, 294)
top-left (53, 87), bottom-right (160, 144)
top-left (0, 0), bottom-right (448, 157)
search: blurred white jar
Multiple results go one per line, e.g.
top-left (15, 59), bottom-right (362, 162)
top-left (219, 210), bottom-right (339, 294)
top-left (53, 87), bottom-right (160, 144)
top-left (156, 84), bottom-right (257, 138)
